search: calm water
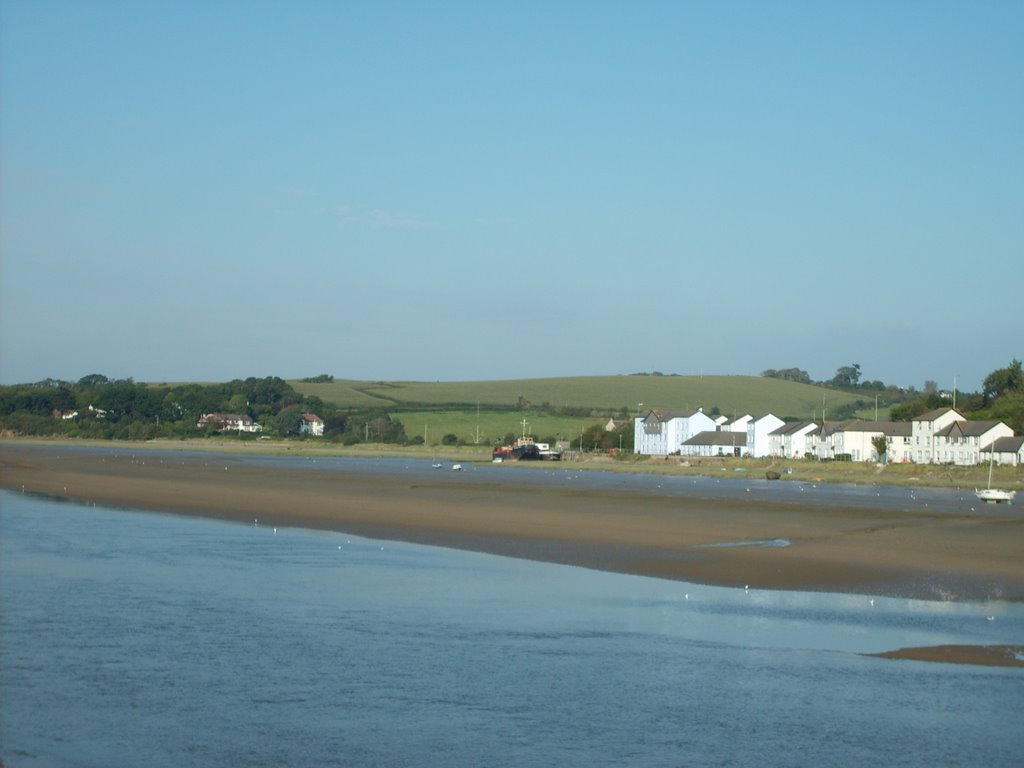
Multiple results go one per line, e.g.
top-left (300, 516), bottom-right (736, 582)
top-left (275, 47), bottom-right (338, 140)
top-left (1, 482), bottom-right (1022, 767)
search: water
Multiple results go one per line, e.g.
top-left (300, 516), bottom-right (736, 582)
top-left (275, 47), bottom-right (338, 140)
top-left (2, 487), bottom-right (1022, 767)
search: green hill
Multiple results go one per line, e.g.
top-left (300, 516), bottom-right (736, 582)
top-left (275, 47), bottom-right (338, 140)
top-left (291, 375), bottom-right (869, 421)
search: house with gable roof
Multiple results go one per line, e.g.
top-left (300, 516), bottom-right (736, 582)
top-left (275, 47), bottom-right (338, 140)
top-left (680, 429), bottom-right (750, 458)
top-left (634, 408), bottom-right (717, 455)
top-left (984, 435), bottom-right (1024, 467)
top-left (746, 414), bottom-right (785, 458)
top-left (768, 421), bottom-right (817, 459)
top-left (932, 419), bottom-right (1012, 465)
top-left (300, 413), bottom-right (325, 437)
top-left (910, 407), bottom-right (965, 463)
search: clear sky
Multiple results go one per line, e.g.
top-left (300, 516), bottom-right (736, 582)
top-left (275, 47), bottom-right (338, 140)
top-left (2, 1), bottom-right (1021, 392)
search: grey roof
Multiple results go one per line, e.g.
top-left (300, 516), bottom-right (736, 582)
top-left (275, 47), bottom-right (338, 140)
top-left (913, 407), bottom-right (962, 423)
top-left (985, 436), bottom-right (1024, 453)
top-left (646, 408), bottom-right (706, 422)
top-left (682, 430), bottom-right (748, 447)
top-left (769, 420), bottom-right (816, 437)
top-left (935, 420), bottom-right (1005, 438)
top-left (841, 420), bottom-right (913, 437)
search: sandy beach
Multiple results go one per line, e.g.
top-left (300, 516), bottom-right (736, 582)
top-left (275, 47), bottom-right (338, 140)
top-left (3, 442), bottom-right (1022, 666)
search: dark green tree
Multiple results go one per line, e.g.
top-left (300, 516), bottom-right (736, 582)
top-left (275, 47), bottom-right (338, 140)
top-left (272, 405), bottom-right (305, 437)
top-left (982, 359), bottom-right (1023, 403)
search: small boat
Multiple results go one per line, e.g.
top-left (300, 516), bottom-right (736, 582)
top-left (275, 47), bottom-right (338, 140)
top-left (975, 487), bottom-right (1015, 504)
top-left (451, 463), bottom-right (463, 471)
top-left (975, 448), bottom-right (1015, 504)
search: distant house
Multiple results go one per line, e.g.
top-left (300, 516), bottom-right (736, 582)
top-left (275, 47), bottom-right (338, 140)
top-left (198, 413), bottom-right (263, 433)
top-left (826, 421), bottom-right (913, 462)
top-left (746, 414), bottom-right (785, 458)
top-left (984, 436), bottom-right (1024, 467)
top-left (680, 430), bottom-right (750, 458)
top-left (53, 409), bottom-right (79, 420)
top-left (768, 421), bottom-right (817, 459)
top-left (932, 419), bottom-right (1013, 466)
top-left (300, 413), bottom-right (325, 437)
top-left (634, 408), bottom-right (717, 455)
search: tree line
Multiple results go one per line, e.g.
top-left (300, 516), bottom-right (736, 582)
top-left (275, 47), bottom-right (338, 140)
top-left (0, 375), bottom-right (407, 444)
top-left (763, 360), bottom-right (1024, 432)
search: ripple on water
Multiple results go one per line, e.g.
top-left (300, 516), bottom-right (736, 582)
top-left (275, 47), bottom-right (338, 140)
top-left (698, 538), bottom-right (792, 549)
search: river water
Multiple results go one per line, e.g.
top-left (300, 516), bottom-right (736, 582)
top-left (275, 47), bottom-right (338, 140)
top-left (1, 472), bottom-right (1022, 767)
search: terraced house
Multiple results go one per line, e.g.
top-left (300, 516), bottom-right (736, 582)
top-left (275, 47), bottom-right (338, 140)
top-left (637, 405), bottom-right (1019, 465)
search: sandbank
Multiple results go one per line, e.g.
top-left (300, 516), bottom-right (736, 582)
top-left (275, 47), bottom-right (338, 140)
top-left (3, 443), bottom-right (1023, 666)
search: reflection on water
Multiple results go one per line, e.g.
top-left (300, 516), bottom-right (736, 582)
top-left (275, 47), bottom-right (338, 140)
top-left (1, 489), bottom-right (1022, 768)
top-left (697, 538), bottom-right (792, 548)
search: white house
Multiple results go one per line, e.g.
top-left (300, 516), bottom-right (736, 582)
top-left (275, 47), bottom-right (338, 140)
top-left (680, 430), bottom-right (750, 458)
top-left (746, 414), bottom-right (785, 458)
top-left (831, 421), bottom-right (913, 462)
top-left (300, 413), bottom-right (325, 437)
top-left (932, 419), bottom-right (1013, 465)
top-left (198, 412), bottom-right (263, 433)
top-left (768, 421), bottom-right (817, 459)
top-left (720, 414), bottom-right (753, 433)
top-left (984, 436), bottom-right (1024, 467)
top-left (910, 408), bottom-right (966, 464)
top-left (634, 408), bottom-right (717, 455)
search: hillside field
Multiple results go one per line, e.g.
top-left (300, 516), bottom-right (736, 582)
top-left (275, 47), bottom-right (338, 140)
top-left (292, 375), bottom-right (871, 421)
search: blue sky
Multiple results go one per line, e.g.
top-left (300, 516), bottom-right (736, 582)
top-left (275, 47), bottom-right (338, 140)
top-left (2, 1), bottom-right (1021, 391)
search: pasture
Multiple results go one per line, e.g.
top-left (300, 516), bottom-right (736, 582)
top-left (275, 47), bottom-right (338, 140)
top-left (291, 375), bottom-right (871, 421)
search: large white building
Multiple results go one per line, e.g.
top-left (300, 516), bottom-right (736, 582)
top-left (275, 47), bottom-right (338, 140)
top-left (637, 403), bottom-right (1017, 466)
top-left (800, 409), bottom-right (1014, 465)
top-left (634, 409), bottom-right (717, 455)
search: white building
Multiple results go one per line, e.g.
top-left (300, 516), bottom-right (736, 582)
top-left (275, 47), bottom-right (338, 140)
top-left (984, 436), bottom-right (1024, 467)
top-left (768, 421), bottom-right (817, 459)
top-left (910, 408), bottom-right (965, 464)
top-left (300, 413), bottom-right (325, 436)
top-left (634, 408), bottom-right (717, 455)
top-left (746, 414), bottom-right (785, 458)
top-left (197, 412), bottom-right (263, 433)
top-left (932, 419), bottom-right (1013, 465)
top-left (680, 430), bottom-right (750, 457)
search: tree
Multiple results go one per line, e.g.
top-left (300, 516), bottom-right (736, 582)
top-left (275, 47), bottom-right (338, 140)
top-left (762, 368), bottom-right (811, 384)
top-left (982, 359), bottom-right (1023, 403)
top-left (273, 405), bottom-right (305, 437)
top-left (871, 435), bottom-right (888, 462)
top-left (831, 364), bottom-right (862, 389)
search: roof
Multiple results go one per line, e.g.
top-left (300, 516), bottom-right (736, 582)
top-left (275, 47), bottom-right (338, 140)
top-left (301, 413), bottom-right (323, 423)
top-left (682, 430), bottom-right (748, 447)
top-left (769, 420), bottom-right (817, 436)
top-left (985, 436), bottom-right (1024, 453)
top-left (841, 420), bottom-right (912, 437)
top-left (645, 408), bottom-right (707, 422)
top-left (935, 420), bottom-right (1004, 438)
top-left (913, 407), bottom-right (963, 423)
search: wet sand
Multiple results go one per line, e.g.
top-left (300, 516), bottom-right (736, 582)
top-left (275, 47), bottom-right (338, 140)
top-left (3, 443), bottom-right (1023, 666)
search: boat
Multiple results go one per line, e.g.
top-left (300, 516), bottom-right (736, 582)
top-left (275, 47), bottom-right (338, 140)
top-left (975, 447), bottom-right (1015, 504)
top-left (976, 487), bottom-right (1015, 504)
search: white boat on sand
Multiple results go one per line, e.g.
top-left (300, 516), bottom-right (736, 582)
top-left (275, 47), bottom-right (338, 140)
top-left (976, 448), bottom-right (1015, 504)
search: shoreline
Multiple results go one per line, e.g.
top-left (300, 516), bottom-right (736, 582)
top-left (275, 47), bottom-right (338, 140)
top-left (3, 442), bottom-right (1023, 667)
top-left (5, 435), bottom-right (1022, 491)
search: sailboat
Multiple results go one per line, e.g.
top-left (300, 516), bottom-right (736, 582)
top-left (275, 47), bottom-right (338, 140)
top-left (975, 444), bottom-right (1015, 504)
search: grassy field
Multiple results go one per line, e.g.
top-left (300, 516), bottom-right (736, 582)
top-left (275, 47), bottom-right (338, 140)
top-left (291, 375), bottom-right (871, 420)
top-left (395, 410), bottom-right (614, 447)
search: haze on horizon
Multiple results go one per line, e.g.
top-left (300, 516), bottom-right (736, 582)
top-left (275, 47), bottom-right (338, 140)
top-left (1, 2), bottom-right (1021, 394)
